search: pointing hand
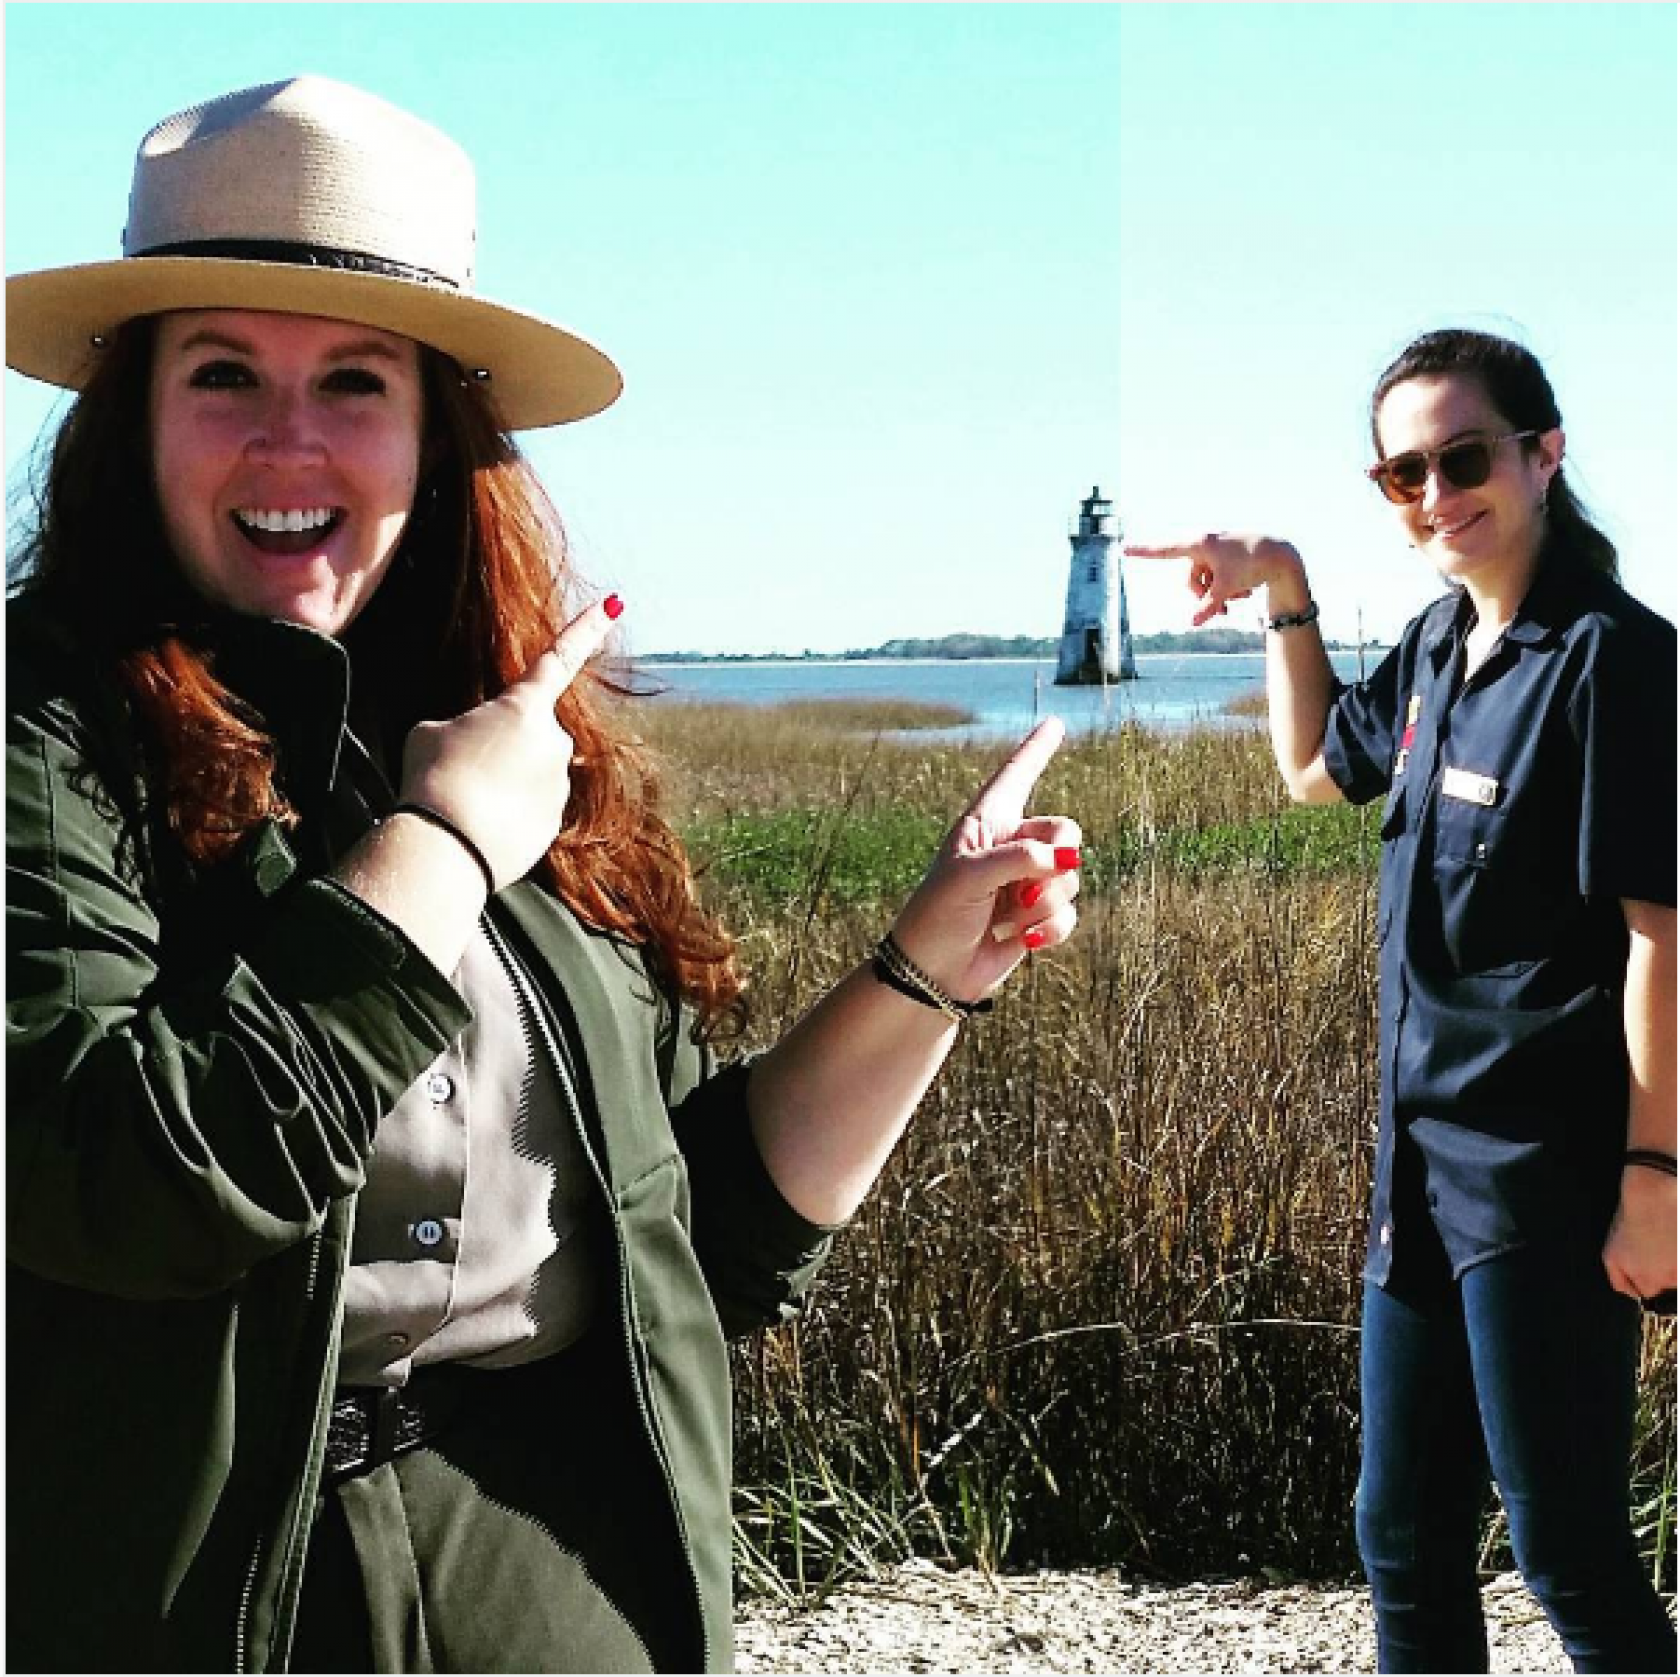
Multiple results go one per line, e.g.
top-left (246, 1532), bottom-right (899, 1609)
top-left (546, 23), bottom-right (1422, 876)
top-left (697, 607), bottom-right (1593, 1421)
top-left (888, 717), bottom-right (1083, 1004)
top-left (397, 596), bottom-right (622, 891)
top-left (1124, 534), bottom-right (1304, 627)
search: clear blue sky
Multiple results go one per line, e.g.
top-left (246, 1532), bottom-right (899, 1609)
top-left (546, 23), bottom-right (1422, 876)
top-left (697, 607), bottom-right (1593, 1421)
top-left (5, 4), bottom-right (1674, 654)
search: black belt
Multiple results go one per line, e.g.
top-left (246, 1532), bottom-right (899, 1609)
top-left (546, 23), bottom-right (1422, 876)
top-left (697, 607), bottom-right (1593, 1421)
top-left (325, 1369), bottom-right (464, 1482)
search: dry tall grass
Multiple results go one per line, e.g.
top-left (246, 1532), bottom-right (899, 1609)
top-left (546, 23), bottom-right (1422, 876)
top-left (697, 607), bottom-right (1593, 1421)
top-left (627, 695), bottom-right (1676, 1597)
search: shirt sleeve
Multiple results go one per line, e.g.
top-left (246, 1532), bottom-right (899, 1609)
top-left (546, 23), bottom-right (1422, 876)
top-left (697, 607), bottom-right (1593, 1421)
top-left (1322, 638), bottom-right (1410, 808)
top-left (670, 1054), bottom-right (838, 1339)
top-left (1570, 611), bottom-right (1678, 907)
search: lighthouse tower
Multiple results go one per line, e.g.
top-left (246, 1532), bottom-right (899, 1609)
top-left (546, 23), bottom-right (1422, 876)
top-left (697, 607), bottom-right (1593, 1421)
top-left (1055, 486), bottom-right (1137, 685)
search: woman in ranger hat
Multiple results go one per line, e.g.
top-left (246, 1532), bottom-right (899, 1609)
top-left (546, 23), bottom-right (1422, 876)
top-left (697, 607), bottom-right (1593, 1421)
top-left (1129, 328), bottom-right (1676, 1673)
top-left (6, 76), bottom-right (1083, 1675)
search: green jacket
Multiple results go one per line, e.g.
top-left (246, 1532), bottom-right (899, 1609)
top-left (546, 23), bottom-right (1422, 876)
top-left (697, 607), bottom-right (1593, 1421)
top-left (6, 594), bottom-right (834, 1673)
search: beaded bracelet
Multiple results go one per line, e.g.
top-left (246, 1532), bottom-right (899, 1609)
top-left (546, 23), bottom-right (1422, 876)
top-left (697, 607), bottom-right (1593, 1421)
top-left (391, 802), bottom-right (497, 898)
top-left (1624, 1148), bottom-right (1678, 1179)
top-left (870, 932), bottom-right (993, 1022)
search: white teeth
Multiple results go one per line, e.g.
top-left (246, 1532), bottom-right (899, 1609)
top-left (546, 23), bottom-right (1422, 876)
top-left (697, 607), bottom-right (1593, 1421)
top-left (235, 507), bottom-right (336, 534)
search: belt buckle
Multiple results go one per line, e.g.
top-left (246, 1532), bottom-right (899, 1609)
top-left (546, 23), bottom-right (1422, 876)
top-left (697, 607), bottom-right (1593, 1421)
top-left (326, 1387), bottom-right (403, 1483)
top-left (326, 1377), bottom-right (461, 1483)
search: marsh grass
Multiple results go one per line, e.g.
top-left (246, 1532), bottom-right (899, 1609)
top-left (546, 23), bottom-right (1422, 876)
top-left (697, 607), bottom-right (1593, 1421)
top-left (628, 697), bottom-right (1677, 1599)
top-left (775, 698), bottom-right (978, 731)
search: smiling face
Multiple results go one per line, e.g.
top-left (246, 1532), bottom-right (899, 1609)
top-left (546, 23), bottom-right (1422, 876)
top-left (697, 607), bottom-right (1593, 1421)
top-left (1373, 372), bottom-right (1562, 595)
top-left (149, 309), bottom-right (425, 636)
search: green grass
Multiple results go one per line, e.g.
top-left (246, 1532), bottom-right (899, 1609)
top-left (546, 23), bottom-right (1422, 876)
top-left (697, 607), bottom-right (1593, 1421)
top-left (775, 698), bottom-right (977, 731)
top-left (685, 801), bottom-right (1378, 906)
top-left (688, 806), bottom-right (949, 904)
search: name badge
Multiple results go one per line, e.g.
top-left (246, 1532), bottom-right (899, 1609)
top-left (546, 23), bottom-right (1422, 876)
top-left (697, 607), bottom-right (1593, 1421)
top-left (1441, 766), bottom-right (1500, 807)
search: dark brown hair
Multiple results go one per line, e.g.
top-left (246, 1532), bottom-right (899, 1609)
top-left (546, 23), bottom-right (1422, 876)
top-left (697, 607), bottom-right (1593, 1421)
top-left (1369, 327), bottom-right (1618, 580)
top-left (12, 314), bottom-right (745, 1033)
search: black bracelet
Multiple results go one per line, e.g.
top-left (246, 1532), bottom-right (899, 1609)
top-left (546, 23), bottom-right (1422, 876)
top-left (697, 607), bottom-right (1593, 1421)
top-left (870, 933), bottom-right (993, 1021)
top-left (870, 954), bottom-right (948, 1014)
top-left (1624, 1148), bottom-right (1678, 1179)
top-left (1267, 600), bottom-right (1321, 633)
top-left (391, 803), bottom-right (497, 898)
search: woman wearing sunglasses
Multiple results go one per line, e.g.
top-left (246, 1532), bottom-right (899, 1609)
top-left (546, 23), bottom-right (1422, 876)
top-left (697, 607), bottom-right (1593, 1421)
top-left (1129, 327), bottom-right (1676, 1673)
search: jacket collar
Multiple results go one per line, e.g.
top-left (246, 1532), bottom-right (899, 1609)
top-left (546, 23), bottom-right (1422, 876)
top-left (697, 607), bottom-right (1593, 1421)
top-left (206, 612), bottom-right (354, 811)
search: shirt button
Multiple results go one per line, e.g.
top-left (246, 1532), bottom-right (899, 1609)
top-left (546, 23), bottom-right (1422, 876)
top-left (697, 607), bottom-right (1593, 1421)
top-left (425, 1072), bottom-right (455, 1104)
top-left (413, 1219), bottom-right (446, 1249)
top-left (1379, 1223), bottom-right (1392, 1247)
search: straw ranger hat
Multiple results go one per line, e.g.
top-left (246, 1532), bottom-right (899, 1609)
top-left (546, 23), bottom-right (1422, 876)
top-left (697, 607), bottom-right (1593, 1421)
top-left (4, 75), bottom-right (622, 430)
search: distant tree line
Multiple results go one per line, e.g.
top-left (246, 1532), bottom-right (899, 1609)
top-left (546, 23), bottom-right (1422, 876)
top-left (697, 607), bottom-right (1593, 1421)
top-left (644, 628), bottom-right (1373, 663)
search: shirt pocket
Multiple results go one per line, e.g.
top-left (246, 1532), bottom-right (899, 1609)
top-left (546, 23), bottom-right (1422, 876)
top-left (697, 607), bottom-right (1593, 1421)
top-left (1430, 795), bottom-right (1564, 975)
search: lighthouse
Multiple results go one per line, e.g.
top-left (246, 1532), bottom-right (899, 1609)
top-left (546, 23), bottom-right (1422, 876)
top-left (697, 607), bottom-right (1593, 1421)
top-left (1055, 486), bottom-right (1137, 685)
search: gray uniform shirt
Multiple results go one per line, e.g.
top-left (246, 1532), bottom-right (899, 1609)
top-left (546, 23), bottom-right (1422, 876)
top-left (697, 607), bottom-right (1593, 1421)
top-left (338, 923), bottom-right (600, 1386)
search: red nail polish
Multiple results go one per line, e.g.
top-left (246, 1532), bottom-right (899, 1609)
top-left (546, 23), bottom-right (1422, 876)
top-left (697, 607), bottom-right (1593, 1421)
top-left (1023, 928), bottom-right (1049, 951)
top-left (603, 594), bottom-right (625, 620)
top-left (1054, 846), bottom-right (1081, 871)
top-left (1020, 882), bottom-right (1044, 908)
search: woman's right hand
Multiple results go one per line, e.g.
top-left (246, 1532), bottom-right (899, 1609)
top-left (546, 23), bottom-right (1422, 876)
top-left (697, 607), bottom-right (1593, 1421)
top-left (397, 598), bottom-right (621, 890)
top-left (1122, 533), bottom-right (1307, 627)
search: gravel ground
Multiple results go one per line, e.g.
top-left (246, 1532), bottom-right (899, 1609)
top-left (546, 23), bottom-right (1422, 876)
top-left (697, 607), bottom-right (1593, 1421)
top-left (735, 1563), bottom-right (1622, 1674)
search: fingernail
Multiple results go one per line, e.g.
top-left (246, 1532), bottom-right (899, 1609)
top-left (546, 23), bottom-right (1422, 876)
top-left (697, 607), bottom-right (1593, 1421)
top-left (1023, 928), bottom-right (1049, 951)
top-left (604, 594), bottom-right (625, 621)
top-left (1020, 882), bottom-right (1044, 908)
top-left (1054, 847), bottom-right (1081, 871)
top-left (990, 923), bottom-right (1017, 943)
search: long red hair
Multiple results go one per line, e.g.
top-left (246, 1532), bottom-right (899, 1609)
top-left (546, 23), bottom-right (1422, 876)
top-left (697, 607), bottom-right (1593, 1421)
top-left (13, 316), bottom-right (745, 1034)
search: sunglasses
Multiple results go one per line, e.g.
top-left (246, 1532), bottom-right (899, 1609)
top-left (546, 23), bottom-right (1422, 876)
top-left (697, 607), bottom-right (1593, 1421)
top-left (1366, 431), bottom-right (1538, 505)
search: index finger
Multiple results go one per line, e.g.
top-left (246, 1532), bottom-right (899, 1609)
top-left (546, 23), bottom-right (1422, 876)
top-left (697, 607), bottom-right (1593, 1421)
top-left (517, 598), bottom-right (620, 702)
top-left (1121, 540), bottom-right (1205, 560)
top-left (970, 716), bottom-right (1065, 817)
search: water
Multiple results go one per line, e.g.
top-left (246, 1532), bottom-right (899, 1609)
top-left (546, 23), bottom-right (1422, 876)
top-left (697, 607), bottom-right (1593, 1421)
top-left (636, 651), bottom-right (1376, 742)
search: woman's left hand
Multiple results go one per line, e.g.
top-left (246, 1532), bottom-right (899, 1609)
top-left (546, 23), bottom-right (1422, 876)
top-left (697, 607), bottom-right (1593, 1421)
top-left (1603, 1166), bottom-right (1678, 1302)
top-left (888, 717), bottom-right (1081, 1004)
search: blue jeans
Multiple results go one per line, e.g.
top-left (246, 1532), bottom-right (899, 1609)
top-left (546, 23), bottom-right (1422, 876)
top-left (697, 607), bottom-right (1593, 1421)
top-left (1355, 1240), bottom-right (1675, 1673)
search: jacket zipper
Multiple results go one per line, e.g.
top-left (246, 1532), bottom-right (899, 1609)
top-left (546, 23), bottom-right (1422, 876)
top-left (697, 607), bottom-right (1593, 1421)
top-left (235, 1219), bottom-right (344, 1674)
top-left (482, 910), bottom-right (710, 1671)
top-left (234, 1540), bottom-right (263, 1674)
